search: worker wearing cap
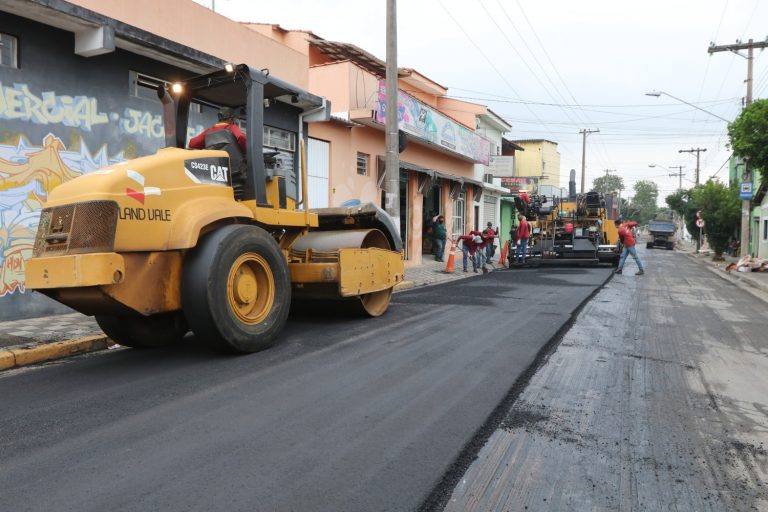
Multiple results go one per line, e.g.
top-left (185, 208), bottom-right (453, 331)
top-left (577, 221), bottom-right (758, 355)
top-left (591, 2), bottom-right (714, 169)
top-left (615, 219), bottom-right (645, 275)
top-left (189, 107), bottom-right (247, 154)
top-left (456, 231), bottom-right (484, 273)
top-left (482, 221), bottom-right (499, 264)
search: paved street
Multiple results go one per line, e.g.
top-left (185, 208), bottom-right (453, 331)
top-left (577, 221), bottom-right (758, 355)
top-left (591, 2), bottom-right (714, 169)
top-left (443, 247), bottom-right (768, 511)
top-left (0, 266), bottom-right (609, 512)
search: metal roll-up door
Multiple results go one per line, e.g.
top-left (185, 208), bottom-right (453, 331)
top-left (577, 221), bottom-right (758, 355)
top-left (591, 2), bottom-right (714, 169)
top-left (483, 195), bottom-right (497, 228)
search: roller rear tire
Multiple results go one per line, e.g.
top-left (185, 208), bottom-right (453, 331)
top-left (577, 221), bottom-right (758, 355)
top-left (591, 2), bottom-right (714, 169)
top-left (95, 312), bottom-right (188, 348)
top-left (182, 225), bottom-right (291, 353)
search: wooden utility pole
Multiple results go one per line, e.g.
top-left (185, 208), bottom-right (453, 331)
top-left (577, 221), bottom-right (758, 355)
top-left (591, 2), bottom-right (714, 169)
top-left (668, 165), bottom-right (685, 191)
top-left (385, 0), bottom-right (400, 234)
top-left (678, 148), bottom-right (706, 185)
top-left (709, 38), bottom-right (768, 257)
top-left (579, 128), bottom-right (599, 194)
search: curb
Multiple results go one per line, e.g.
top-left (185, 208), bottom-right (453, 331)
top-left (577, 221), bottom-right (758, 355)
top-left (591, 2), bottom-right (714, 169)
top-left (394, 280), bottom-right (415, 292)
top-left (0, 335), bottom-right (113, 371)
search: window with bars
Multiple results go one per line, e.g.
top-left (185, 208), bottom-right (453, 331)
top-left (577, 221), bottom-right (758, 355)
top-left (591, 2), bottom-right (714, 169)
top-left (0, 33), bottom-right (18, 68)
top-left (356, 152), bottom-right (369, 176)
top-left (263, 126), bottom-right (296, 152)
top-left (129, 70), bottom-right (201, 112)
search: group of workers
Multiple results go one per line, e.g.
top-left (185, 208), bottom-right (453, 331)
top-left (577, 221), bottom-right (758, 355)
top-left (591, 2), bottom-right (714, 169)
top-left (429, 214), bottom-right (532, 272)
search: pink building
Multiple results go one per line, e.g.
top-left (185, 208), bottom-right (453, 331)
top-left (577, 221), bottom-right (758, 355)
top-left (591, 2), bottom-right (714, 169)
top-left (248, 26), bottom-right (495, 265)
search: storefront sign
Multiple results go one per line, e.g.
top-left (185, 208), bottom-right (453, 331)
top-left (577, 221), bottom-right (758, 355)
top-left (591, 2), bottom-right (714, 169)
top-left (500, 176), bottom-right (539, 194)
top-left (375, 81), bottom-right (491, 165)
top-left (488, 155), bottom-right (515, 176)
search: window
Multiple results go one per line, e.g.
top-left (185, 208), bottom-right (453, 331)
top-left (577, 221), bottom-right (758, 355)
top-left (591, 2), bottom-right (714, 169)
top-left (764, 219), bottom-right (768, 240)
top-left (0, 33), bottom-right (18, 69)
top-left (357, 152), bottom-right (369, 176)
top-left (452, 191), bottom-right (466, 239)
top-left (263, 126), bottom-right (296, 151)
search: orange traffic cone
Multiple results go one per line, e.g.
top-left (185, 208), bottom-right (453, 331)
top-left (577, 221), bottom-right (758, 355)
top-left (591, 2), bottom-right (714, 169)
top-left (499, 241), bottom-right (508, 267)
top-left (444, 240), bottom-right (457, 273)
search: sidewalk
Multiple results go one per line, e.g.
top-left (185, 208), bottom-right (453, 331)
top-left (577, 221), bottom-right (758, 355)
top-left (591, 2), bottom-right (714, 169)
top-left (676, 243), bottom-right (768, 298)
top-left (0, 253), bottom-right (501, 371)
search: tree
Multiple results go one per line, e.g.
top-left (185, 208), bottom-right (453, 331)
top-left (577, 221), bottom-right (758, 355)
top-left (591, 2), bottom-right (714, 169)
top-left (728, 98), bottom-right (768, 189)
top-left (628, 180), bottom-right (658, 225)
top-left (666, 188), bottom-right (699, 244)
top-left (691, 181), bottom-right (740, 259)
top-left (592, 174), bottom-right (625, 195)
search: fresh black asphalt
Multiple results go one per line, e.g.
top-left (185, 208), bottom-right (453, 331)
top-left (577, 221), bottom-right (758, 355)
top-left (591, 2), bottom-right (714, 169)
top-left (0, 267), bottom-right (610, 512)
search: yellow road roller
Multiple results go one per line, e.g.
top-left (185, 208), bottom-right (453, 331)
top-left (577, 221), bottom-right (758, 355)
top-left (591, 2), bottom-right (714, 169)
top-left (25, 65), bottom-right (404, 353)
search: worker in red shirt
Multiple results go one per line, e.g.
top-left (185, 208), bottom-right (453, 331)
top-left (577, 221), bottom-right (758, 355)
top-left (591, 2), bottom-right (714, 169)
top-left (456, 231), bottom-right (484, 273)
top-left (615, 219), bottom-right (645, 275)
top-left (514, 214), bottom-right (531, 264)
top-left (188, 107), bottom-right (247, 154)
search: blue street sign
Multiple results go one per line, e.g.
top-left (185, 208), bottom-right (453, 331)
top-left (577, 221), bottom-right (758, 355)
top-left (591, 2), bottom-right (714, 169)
top-left (740, 182), bottom-right (753, 199)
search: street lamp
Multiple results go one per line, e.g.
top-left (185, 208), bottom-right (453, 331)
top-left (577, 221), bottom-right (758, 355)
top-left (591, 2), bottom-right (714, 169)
top-left (644, 90), bottom-right (731, 122)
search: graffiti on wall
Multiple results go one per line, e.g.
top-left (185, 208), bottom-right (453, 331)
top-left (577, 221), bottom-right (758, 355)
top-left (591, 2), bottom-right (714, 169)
top-left (0, 80), bottom-right (206, 298)
top-left (0, 82), bottom-right (204, 140)
top-left (0, 133), bottom-right (127, 296)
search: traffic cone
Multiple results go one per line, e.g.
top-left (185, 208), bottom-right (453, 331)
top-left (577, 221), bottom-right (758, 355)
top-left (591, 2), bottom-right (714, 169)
top-left (444, 240), bottom-right (457, 273)
top-left (499, 241), bottom-right (508, 267)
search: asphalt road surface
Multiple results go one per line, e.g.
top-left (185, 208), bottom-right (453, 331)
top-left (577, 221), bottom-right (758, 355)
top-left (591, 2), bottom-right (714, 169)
top-left (0, 267), bottom-right (610, 512)
top-left (444, 247), bottom-right (768, 511)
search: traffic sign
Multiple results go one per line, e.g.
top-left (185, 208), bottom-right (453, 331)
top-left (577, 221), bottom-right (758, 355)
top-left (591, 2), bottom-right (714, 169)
top-left (696, 218), bottom-right (705, 228)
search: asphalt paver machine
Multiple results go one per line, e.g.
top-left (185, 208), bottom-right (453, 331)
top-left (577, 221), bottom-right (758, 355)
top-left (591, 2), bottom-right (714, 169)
top-left (26, 65), bottom-right (404, 353)
top-left (512, 189), bottom-right (620, 267)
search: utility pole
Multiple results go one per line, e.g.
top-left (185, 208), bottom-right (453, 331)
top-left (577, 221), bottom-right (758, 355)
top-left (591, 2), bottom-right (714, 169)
top-left (668, 165), bottom-right (685, 191)
top-left (579, 128), bottom-right (599, 194)
top-left (385, 0), bottom-right (400, 234)
top-left (678, 148), bottom-right (706, 185)
top-left (709, 38), bottom-right (768, 257)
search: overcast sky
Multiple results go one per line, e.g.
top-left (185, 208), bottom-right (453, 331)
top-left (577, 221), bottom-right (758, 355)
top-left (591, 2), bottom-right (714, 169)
top-left (196, 0), bottom-right (768, 202)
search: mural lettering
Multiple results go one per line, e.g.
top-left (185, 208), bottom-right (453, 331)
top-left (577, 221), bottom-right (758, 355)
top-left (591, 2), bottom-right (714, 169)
top-left (0, 82), bottom-right (109, 131)
top-left (121, 108), bottom-right (164, 138)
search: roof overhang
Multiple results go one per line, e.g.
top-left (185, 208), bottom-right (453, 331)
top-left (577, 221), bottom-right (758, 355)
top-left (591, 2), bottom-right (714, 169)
top-left (0, 0), bottom-right (222, 73)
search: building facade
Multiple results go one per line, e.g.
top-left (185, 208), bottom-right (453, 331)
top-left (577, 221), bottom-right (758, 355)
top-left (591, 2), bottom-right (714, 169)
top-left (0, 0), bottom-right (498, 321)
top-left (509, 139), bottom-right (561, 190)
top-left (0, 0), bottom-right (317, 320)
top-left (249, 28), bottom-right (496, 266)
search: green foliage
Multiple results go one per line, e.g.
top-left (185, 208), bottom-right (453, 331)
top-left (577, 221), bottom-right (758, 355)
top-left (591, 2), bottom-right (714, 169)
top-left (666, 189), bottom-right (699, 243)
top-left (691, 181), bottom-right (740, 257)
top-left (592, 174), bottom-right (625, 195)
top-left (728, 99), bottom-right (768, 189)
top-left (665, 182), bottom-right (740, 257)
top-left (628, 180), bottom-right (658, 225)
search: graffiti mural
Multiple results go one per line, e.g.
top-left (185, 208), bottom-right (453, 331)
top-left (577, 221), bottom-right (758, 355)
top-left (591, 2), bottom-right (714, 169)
top-left (0, 133), bottom-right (127, 296)
top-left (0, 80), bottom-right (210, 300)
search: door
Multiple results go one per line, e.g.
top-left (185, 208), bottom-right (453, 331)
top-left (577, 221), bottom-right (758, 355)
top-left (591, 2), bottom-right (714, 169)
top-left (306, 138), bottom-right (329, 209)
top-left (483, 196), bottom-right (497, 230)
